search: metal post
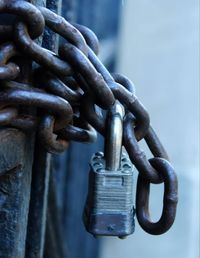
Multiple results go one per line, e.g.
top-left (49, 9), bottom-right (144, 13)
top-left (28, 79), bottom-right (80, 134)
top-left (25, 1), bottom-right (62, 258)
top-left (0, 3), bottom-right (37, 255)
top-left (0, 129), bottom-right (34, 258)
top-left (0, 1), bottom-right (56, 258)
top-left (0, 1), bottom-right (38, 256)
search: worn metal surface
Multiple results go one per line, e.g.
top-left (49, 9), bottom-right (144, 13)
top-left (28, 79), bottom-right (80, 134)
top-left (25, 1), bottom-right (63, 258)
top-left (0, 2), bottom-right (177, 235)
top-left (0, 1), bottom-right (178, 258)
top-left (59, 1), bottom-right (122, 256)
top-left (0, 129), bottom-right (34, 258)
top-left (0, 1), bottom-right (36, 256)
top-left (136, 158), bottom-right (178, 235)
top-left (25, 144), bottom-right (51, 258)
top-left (0, 1), bottom-right (46, 258)
top-left (0, 1), bottom-right (119, 257)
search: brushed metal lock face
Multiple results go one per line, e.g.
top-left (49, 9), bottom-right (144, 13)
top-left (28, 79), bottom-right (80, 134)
top-left (83, 151), bottom-right (135, 238)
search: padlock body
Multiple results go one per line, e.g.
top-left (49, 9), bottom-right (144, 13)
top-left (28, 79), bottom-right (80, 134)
top-left (83, 152), bottom-right (135, 237)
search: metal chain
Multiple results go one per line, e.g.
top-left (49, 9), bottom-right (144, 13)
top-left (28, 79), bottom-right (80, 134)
top-left (0, 0), bottom-right (178, 235)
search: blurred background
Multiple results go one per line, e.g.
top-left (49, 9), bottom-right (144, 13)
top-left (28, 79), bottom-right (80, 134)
top-left (53, 1), bottom-right (199, 258)
top-left (100, 1), bottom-right (199, 258)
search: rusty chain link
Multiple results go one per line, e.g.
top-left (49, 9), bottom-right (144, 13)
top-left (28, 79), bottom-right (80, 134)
top-left (0, 0), bottom-right (178, 235)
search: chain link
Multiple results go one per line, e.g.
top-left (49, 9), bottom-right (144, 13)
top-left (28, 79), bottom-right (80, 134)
top-left (0, 0), bottom-right (178, 235)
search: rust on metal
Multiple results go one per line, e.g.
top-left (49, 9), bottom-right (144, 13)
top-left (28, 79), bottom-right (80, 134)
top-left (0, 0), bottom-right (178, 236)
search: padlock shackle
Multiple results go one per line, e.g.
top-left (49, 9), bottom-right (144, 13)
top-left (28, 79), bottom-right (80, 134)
top-left (104, 101), bottom-right (124, 171)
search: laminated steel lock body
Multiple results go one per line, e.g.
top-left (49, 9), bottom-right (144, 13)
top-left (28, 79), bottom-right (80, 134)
top-left (83, 102), bottom-right (135, 237)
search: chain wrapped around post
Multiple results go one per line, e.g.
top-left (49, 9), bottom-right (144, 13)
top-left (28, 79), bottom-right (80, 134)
top-left (0, 0), bottom-right (178, 236)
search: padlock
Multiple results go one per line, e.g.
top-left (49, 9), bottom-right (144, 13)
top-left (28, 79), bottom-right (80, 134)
top-left (83, 101), bottom-right (135, 238)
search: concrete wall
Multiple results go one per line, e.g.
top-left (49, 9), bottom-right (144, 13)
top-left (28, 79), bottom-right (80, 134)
top-left (100, 1), bottom-right (199, 258)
